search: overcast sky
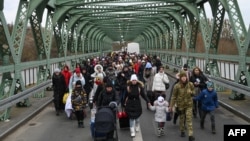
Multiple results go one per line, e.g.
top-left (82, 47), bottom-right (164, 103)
top-left (3, 0), bottom-right (250, 29)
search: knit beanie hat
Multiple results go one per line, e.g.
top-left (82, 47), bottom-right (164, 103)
top-left (183, 64), bottom-right (188, 69)
top-left (105, 82), bottom-right (113, 88)
top-left (130, 74), bottom-right (138, 81)
top-left (206, 81), bottom-right (214, 88)
top-left (75, 80), bottom-right (82, 86)
top-left (179, 71), bottom-right (187, 78)
top-left (75, 68), bottom-right (81, 73)
top-left (54, 68), bottom-right (60, 73)
top-left (145, 62), bottom-right (152, 69)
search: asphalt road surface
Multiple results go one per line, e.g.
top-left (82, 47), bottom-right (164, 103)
top-left (3, 78), bottom-right (248, 141)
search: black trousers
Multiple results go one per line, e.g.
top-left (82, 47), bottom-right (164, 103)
top-left (74, 110), bottom-right (84, 122)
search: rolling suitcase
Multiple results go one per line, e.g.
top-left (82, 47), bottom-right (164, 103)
top-left (117, 111), bottom-right (129, 129)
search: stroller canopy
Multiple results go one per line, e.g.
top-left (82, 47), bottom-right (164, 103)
top-left (95, 107), bottom-right (115, 133)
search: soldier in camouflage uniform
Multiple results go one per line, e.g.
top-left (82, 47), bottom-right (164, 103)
top-left (169, 71), bottom-right (195, 141)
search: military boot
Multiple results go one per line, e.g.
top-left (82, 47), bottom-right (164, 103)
top-left (180, 131), bottom-right (185, 137)
top-left (189, 136), bottom-right (195, 141)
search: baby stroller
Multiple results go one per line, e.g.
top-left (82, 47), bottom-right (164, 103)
top-left (91, 102), bottom-right (118, 141)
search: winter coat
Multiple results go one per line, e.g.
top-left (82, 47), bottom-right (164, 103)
top-left (125, 81), bottom-right (149, 119)
top-left (71, 88), bottom-right (87, 111)
top-left (134, 62), bottom-right (141, 74)
top-left (194, 88), bottom-right (218, 112)
top-left (97, 88), bottom-right (119, 107)
top-left (68, 73), bottom-right (86, 91)
top-left (152, 72), bottom-right (169, 92)
top-left (105, 67), bottom-right (116, 81)
top-left (91, 64), bottom-right (106, 81)
top-left (93, 84), bottom-right (104, 104)
top-left (82, 72), bottom-right (92, 94)
top-left (117, 70), bottom-right (131, 90)
top-left (61, 65), bottom-right (72, 88)
top-left (170, 82), bottom-right (195, 111)
top-left (52, 72), bottom-right (66, 98)
top-left (149, 100), bottom-right (169, 122)
top-left (143, 68), bottom-right (155, 91)
top-left (190, 73), bottom-right (208, 91)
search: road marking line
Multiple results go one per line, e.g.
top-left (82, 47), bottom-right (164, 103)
top-left (133, 125), bottom-right (143, 141)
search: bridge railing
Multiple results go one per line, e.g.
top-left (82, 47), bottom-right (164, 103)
top-left (0, 52), bottom-right (101, 120)
top-left (0, 80), bottom-right (51, 111)
top-left (163, 62), bottom-right (250, 97)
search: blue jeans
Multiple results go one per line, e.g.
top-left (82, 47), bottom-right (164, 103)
top-left (129, 118), bottom-right (139, 128)
top-left (119, 89), bottom-right (126, 107)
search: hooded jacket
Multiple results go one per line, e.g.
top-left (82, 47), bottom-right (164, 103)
top-left (125, 80), bottom-right (149, 119)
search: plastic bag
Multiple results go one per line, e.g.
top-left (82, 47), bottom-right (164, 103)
top-left (63, 93), bottom-right (69, 104)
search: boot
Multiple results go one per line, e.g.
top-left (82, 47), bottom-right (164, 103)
top-left (157, 128), bottom-right (161, 137)
top-left (80, 121), bottom-right (84, 128)
top-left (135, 122), bottom-right (140, 132)
top-left (180, 131), bottom-right (185, 137)
top-left (160, 127), bottom-right (165, 136)
top-left (78, 121), bottom-right (81, 128)
top-left (130, 127), bottom-right (135, 137)
top-left (56, 110), bottom-right (59, 116)
top-left (212, 125), bottom-right (216, 134)
top-left (189, 136), bottom-right (195, 141)
top-left (200, 121), bottom-right (204, 129)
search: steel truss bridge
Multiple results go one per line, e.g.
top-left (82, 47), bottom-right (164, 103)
top-left (0, 0), bottom-right (250, 121)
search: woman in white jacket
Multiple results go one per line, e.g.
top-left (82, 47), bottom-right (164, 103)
top-left (152, 66), bottom-right (169, 99)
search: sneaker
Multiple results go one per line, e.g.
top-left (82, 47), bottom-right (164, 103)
top-left (160, 128), bottom-right (165, 136)
top-left (157, 128), bottom-right (161, 137)
top-left (135, 125), bottom-right (140, 132)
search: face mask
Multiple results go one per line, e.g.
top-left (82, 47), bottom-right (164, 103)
top-left (75, 87), bottom-right (82, 91)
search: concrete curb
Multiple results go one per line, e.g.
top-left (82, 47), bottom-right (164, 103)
top-left (0, 98), bottom-right (53, 140)
top-left (218, 100), bottom-right (250, 123)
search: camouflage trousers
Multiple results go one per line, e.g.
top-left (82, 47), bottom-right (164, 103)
top-left (179, 107), bottom-right (193, 136)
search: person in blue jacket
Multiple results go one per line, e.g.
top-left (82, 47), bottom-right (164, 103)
top-left (194, 81), bottom-right (218, 134)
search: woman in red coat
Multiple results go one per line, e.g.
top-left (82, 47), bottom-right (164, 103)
top-left (61, 65), bottom-right (72, 89)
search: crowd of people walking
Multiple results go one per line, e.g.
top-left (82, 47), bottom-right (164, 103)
top-left (51, 51), bottom-right (218, 141)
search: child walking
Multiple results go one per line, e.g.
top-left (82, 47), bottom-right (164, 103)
top-left (71, 80), bottom-right (88, 128)
top-left (149, 96), bottom-right (169, 137)
top-left (194, 81), bottom-right (218, 134)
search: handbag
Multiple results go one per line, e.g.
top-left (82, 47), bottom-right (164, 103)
top-left (63, 93), bottom-right (69, 104)
top-left (162, 74), bottom-right (169, 90)
top-left (164, 83), bottom-right (170, 89)
top-left (166, 112), bottom-right (172, 121)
